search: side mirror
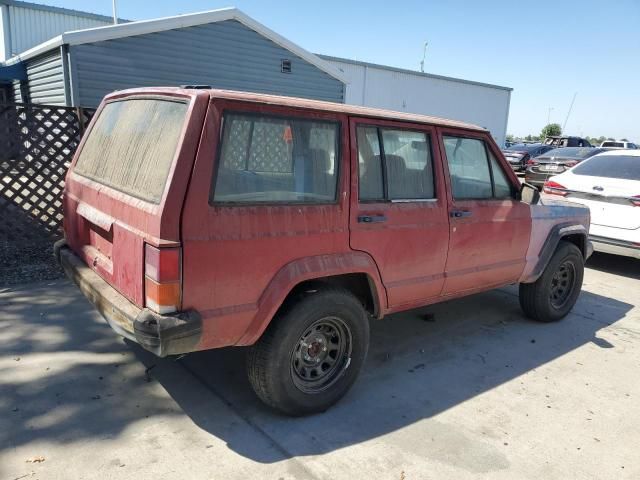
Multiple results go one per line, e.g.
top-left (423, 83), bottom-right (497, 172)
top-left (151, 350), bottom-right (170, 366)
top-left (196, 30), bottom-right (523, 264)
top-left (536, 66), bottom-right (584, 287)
top-left (520, 183), bottom-right (540, 205)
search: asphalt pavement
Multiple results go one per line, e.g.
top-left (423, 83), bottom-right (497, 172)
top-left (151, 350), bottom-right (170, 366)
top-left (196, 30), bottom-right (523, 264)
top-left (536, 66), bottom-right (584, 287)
top-left (1, 252), bottom-right (639, 480)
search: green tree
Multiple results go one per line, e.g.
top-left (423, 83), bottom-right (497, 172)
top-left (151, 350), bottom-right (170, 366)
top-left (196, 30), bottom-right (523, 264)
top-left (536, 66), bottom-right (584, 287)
top-left (621, 138), bottom-right (629, 142)
top-left (540, 123), bottom-right (562, 139)
top-left (506, 134), bottom-right (515, 143)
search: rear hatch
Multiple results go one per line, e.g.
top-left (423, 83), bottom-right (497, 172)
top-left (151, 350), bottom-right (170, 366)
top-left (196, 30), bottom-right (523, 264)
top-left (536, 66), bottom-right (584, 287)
top-left (63, 89), bottom-right (209, 307)
top-left (531, 156), bottom-right (576, 175)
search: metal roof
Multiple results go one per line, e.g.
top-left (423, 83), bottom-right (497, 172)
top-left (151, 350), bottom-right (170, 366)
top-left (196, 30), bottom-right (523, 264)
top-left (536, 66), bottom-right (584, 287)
top-left (319, 54), bottom-right (513, 92)
top-left (1, 7), bottom-right (347, 84)
top-left (0, 0), bottom-right (127, 23)
top-left (110, 86), bottom-right (487, 132)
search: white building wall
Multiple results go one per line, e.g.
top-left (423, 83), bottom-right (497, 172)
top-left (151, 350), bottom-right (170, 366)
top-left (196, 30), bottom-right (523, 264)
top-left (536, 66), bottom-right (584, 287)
top-left (325, 58), bottom-right (511, 147)
top-left (2, 4), bottom-right (112, 61)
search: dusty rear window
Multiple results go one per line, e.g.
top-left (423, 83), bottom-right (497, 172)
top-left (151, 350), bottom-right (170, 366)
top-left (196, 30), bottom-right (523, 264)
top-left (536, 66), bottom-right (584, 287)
top-left (74, 98), bottom-right (188, 203)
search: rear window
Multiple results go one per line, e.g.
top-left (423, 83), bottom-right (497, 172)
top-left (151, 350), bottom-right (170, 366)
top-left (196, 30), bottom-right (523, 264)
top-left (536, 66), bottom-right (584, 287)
top-left (74, 98), bottom-right (188, 204)
top-left (572, 155), bottom-right (640, 180)
top-left (211, 112), bottom-right (339, 204)
top-left (542, 147), bottom-right (597, 159)
top-left (601, 141), bottom-right (624, 148)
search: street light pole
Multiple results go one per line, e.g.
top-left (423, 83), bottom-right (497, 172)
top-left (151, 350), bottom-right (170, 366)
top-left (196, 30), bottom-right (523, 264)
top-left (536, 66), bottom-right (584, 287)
top-left (547, 106), bottom-right (554, 125)
top-left (112, 0), bottom-right (118, 24)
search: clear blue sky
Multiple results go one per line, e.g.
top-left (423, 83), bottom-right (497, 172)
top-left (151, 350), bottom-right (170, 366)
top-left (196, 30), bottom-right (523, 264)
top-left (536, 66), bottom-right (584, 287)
top-left (39, 0), bottom-right (640, 140)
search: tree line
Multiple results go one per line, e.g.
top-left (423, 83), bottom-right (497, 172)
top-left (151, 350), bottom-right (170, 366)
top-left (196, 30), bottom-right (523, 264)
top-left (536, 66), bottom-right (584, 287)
top-left (506, 123), bottom-right (628, 145)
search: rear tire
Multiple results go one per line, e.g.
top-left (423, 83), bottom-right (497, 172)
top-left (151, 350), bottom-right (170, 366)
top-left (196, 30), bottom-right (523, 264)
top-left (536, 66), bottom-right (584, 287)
top-left (246, 287), bottom-right (369, 416)
top-left (519, 241), bottom-right (584, 322)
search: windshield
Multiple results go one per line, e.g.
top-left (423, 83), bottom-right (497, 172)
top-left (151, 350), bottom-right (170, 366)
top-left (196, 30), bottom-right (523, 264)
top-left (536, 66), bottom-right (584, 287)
top-left (601, 141), bottom-right (624, 148)
top-left (74, 98), bottom-right (188, 204)
top-left (572, 155), bottom-right (640, 180)
top-left (539, 147), bottom-right (599, 159)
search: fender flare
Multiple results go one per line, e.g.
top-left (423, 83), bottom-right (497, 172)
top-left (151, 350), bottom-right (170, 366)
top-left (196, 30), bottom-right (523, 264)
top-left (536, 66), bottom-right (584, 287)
top-left (235, 251), bottom-right (386, 346)
top-left (526, 222), bottom-right (590, 283)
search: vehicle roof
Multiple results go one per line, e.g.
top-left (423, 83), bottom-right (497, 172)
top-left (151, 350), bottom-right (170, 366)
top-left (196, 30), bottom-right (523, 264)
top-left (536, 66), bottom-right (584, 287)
top-left (111, 87), bottom-right (486, 132)
top-left (504, 143), bottom-right (543, 151)
top-left (538, 147), bottom-right (607, 158)
top-left (546, 135), bottom-right (583, 139)
top-left (593, 149), bottom-right (640, 157)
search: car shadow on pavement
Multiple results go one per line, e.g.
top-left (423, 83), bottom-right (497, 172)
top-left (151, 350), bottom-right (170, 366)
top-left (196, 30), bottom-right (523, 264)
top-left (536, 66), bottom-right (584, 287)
top-left (131, 284), bottom-right (633, 464)
top-left (0, 280), bottom-right (184, 465)
top-left (586, 252), bottom-right (640, 280)
top-left (1, 260), bottom-right (633, 469)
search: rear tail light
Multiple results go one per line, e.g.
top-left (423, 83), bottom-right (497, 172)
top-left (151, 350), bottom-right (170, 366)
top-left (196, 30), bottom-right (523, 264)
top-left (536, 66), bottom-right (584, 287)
top-left (630, 195), bottom-right (640, 207)
top-left (565, 161), bottom-right (578, 167)
top-left (144, 244), bottom-right (181, 314)
top-left (543, 180), bottom-right (568, 196)
top-left (527, 158), bottom-right (538, 165)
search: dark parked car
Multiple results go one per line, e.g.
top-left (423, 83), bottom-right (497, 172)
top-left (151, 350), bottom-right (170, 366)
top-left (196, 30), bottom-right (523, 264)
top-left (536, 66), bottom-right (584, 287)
top-left (502, 143), bottom-right (554, 171)
top-left (544, 136), bottom-right (592, 148)
top-left (525, 147), bottom-right (609, 187)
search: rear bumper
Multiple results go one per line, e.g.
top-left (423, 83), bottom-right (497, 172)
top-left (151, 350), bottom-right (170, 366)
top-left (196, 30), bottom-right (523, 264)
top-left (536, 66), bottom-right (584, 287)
top-left (54, 240), bottom-right (202, 357)
top-left (525, 170), bottom-right (555, 186)
top-left (590, 235), bottom-right (640, 259)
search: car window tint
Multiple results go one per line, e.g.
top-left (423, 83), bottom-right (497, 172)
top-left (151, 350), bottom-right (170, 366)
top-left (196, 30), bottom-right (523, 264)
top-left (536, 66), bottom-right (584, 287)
top-left (357, 126), bottom-right (383, 200)
top-left (443, 137), bottom-right (493, 199)
top-left (381, 129), bottom-right (434, 199)
top-left (489, 151), bottom-right (514, 198)
top-left (212, 113), bottom-right (339, 204)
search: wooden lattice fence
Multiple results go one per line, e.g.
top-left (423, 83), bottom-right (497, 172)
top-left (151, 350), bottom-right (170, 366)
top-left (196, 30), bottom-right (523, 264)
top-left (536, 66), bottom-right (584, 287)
top-left (0, 103), bottom-right (95, 243)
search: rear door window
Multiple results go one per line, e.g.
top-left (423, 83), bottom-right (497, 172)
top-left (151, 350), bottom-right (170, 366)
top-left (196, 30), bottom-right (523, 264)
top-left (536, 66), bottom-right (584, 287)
top-left (212, 113), bottom-right (339, 204)
top-left (74, 98), bottom-right (188, 204)
top-left (357, 126), bottom-right (435, 201)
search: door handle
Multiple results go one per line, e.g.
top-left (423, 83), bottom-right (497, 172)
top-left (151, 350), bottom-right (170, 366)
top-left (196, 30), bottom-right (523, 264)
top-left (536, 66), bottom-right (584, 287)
top-left (358, 214), bottom-right (387, 223)
top-left (450, 210), bottom-right (472, 218)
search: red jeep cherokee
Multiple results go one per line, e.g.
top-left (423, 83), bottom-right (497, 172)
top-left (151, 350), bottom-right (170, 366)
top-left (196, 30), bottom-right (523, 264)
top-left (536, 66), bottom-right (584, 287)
top-left (55, 87), bottom-right (592, 415)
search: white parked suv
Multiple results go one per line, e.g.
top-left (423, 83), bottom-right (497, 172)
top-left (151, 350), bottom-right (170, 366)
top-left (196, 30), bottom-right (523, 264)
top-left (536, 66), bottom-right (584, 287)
top-left (599, 140), bottom-right (637, 149)
top-left (543, 150), bottom-right (640, 259)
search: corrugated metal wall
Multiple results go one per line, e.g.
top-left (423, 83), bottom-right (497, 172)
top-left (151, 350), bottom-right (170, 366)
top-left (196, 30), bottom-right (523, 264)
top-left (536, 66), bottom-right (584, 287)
top-left (12, 50), bottom-right (65, 104)
top-left (11, 79), bottom-right (21, 102)
top-left (4, 4), bottom-right (111, 60)
top-left (70, 20), bottom-right (344, 107)
top-left (326, 58), bottom-right (511, 147)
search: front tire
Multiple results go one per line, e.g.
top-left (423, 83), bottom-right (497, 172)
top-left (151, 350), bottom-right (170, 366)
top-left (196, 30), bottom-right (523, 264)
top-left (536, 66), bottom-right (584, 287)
top-left (519, 241), bottom-right (584, 322)
top-left (246, 287), bottom-right (369, 416)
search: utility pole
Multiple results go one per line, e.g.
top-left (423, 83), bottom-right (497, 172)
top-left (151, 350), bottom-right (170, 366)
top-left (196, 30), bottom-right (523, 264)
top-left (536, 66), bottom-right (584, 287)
top-left (112, 0), bottom-right (118, 24)
top-left (419, 41), bottom-right (429, 73)
top-left (547, 106), bottom-right (554, 125)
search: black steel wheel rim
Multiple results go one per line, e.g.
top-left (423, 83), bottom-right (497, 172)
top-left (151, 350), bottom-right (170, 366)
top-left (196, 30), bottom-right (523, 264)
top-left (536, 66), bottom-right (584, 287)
top-left (290, 316), bottom-right (352, 393)
top-left (550, 261), bottom-right (576, 309)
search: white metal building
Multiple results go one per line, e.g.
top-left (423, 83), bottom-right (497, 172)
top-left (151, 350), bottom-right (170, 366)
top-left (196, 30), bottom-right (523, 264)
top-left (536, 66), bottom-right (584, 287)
top-left (0, 0), bottom-right (120, 62)
top-left (321, 55), bottom-right (512, 147)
